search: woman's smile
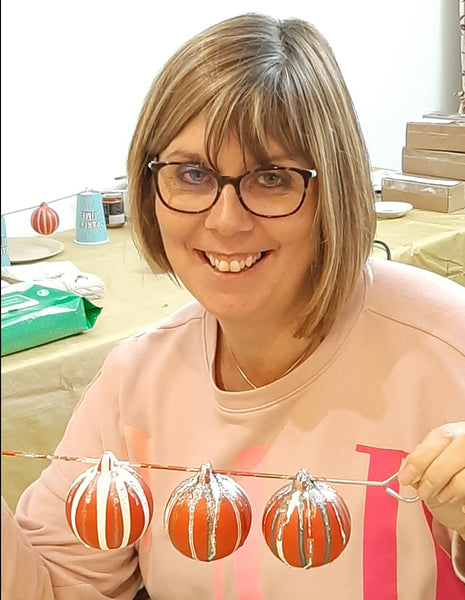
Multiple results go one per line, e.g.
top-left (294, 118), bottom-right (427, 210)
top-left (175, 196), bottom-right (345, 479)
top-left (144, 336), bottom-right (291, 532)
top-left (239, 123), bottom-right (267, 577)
top-left (203, 250), bottom-right (263, 273)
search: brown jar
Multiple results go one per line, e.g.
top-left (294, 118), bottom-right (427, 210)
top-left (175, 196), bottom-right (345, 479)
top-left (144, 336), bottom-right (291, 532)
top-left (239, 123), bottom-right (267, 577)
top-left (102, 192), bottom-right (125, 228)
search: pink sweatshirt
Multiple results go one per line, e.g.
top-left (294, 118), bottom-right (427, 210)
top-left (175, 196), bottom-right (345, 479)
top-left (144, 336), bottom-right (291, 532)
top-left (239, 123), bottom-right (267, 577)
top-left (2, 258), bottom-right (465, 599)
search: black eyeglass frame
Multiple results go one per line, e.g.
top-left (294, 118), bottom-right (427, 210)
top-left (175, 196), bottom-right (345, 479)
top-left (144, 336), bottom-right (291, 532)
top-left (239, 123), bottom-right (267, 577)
top-left (147, 160), bottom-right (318, 218)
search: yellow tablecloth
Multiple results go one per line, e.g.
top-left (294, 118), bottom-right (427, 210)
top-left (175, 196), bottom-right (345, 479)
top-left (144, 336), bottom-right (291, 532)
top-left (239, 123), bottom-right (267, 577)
top-left (372, 208), bottom-right (465, 285)
top-left (2, 209), bottom-right (464, 509)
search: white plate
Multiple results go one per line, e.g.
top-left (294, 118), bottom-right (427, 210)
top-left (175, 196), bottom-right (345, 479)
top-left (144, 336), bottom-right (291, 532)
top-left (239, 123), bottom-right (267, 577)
top-left (374, 201), bottom-right (413, 219)
top-left (7, 237), bottom-right (64, 264)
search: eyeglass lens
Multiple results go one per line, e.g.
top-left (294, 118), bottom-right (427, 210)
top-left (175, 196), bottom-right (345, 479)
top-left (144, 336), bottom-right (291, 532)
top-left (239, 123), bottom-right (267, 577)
top-left (156, 164), bottom-right (307, 217)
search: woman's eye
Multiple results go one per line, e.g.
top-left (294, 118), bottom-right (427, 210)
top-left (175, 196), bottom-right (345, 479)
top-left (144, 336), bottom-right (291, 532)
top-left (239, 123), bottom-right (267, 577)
top-left (262, 173), bottom-right (280, 186)
top-left (257, 171), bottom-right (289, 188)
top-left (179, 166), bottom-right (207, 184)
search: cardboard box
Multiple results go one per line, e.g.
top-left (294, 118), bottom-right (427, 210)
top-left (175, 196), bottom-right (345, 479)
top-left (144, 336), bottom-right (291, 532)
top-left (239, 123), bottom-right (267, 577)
top-left (423, 111), bottom-right (465, 122)
top-left (406, 120), bottom-right (465, 153)
top-left (402, 147), bottom-right (465, 181)
top-left (381, 173), bottom-right (465, 213)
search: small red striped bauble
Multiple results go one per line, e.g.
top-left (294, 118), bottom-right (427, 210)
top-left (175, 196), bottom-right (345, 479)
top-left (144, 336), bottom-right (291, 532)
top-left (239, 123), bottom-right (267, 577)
top-left (262, 469), bottom-right (351, 568)
top-left (164, 462), bottom-right (252, 561)
top-left (65, 451), bottom-right (154, 550)
top-left (30, 202), bottom-right (60, 235)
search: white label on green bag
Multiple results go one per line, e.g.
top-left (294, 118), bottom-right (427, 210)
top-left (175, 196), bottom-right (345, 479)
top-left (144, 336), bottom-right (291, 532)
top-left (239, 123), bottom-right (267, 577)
top-left (1, 293), bottom-right (40, 314)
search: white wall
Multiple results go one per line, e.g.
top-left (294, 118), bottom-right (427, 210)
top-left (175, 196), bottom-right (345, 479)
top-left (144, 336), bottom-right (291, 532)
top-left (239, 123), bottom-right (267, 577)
top-left (1, 0), bottom-right (461, 236)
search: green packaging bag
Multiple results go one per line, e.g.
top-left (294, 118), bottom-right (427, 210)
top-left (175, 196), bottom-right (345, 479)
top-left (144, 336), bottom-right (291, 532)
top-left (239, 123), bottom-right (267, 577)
top-left (1, 283), bottom-right (102, 356)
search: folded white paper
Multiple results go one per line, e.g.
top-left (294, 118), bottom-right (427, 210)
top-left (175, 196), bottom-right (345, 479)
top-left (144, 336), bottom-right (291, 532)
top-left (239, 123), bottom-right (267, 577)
top-left (1, 260), bottom-right (104, 299)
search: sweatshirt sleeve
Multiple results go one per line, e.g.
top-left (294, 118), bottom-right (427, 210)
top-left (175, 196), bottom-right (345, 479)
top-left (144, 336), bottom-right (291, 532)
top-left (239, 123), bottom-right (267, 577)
top-left (432, 517), bottom-right (465, 584)
top-left (1, 496), bottom-right (55, 600)
top-left (1, 344), bottom-right (143, 600)
top-left (452, 533), bottom-right (465, 584)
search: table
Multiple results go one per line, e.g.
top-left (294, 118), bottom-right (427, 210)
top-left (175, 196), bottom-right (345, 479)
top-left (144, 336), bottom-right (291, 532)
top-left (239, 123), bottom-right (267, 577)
top-left (2, 209), bottom-right (465, 510)
top-left (372, 207), bottom-right (465, 285)
top-left (1, 227), bottom-right (194, 509)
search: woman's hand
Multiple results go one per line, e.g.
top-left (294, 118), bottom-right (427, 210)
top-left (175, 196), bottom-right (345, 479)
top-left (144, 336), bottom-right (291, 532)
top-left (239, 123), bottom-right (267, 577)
top-left (398, 422), bottom-right (465, 540)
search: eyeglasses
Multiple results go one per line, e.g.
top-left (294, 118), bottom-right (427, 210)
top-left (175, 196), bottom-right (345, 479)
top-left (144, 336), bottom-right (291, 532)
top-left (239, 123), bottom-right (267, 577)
top-left (147, 161), bottom-right (317, 218)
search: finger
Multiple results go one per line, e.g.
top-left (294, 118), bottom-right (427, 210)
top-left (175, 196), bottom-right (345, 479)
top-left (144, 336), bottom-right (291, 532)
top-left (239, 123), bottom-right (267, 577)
top-left (398, 422), bottom-right (465, 487)
top-left (416, 435), bottom-right (465, 501)
top-left (399, 427), bottom-right (454, 486)
top-left (435, 467), bottom-right (465, 504)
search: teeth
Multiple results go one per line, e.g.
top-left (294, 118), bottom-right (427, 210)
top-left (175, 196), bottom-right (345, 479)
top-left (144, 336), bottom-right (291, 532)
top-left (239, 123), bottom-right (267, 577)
top-left (205, 252), bottom-right (262, 273)
top-left (229, 260), bottom-right (241, 272)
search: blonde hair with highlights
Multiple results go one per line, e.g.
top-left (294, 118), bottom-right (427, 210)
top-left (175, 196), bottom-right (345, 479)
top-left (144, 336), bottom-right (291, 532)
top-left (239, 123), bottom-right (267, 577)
top-left (127, 13), bottom-right (376, 338)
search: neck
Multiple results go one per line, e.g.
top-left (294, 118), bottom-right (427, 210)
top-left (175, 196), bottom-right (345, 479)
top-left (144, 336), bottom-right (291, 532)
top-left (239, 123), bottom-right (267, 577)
top-left (216, 326), bottom-right (319, 391)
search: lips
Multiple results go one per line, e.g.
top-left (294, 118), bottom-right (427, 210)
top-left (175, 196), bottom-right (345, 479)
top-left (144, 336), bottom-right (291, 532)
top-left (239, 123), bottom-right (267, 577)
top-left (204, 252), bottom-right (262, 273)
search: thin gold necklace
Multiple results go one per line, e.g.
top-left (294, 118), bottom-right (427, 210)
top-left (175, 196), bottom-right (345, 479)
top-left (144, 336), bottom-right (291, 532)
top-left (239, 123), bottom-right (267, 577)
top-left (225, 340), bottom-right (310, 390)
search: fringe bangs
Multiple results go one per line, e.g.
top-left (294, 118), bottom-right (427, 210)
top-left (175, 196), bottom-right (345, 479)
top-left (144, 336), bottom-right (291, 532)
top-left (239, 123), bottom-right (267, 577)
top-left (203, 76), bottom-right (315, 170)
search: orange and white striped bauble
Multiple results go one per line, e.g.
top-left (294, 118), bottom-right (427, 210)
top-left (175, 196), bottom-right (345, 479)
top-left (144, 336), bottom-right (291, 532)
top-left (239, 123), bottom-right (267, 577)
top-left (30, 202), bottom-right (59, 235)
top-left (262, 469), bottom-right (351, 568)
top-left (65, 451), bottom-right (153, 550)
top-left (164, 462), bottom-right (252, 561)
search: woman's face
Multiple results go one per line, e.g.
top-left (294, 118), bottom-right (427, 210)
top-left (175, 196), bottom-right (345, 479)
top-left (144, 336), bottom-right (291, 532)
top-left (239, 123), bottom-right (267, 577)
top-left (155, 114), bottom-right (319, 331)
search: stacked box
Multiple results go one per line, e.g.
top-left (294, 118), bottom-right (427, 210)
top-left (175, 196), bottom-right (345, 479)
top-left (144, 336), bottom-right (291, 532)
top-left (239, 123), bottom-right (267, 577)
top-left (381, 173), bottom-right (465, 213)
top-left (406, 120), bottom-right (465, 153)
top-left (422, 111), bottom-right (465, 122)
top-left (381, 117), bottom-right (465, 212)
top-left (402, 147), bottom-right (465, 181)
top-left (402, 119), bottom-right (465, 182)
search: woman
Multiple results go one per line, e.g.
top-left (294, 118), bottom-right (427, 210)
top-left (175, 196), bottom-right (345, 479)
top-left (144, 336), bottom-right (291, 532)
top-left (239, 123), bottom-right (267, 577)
top-left (2, 13), bottom-right (464, 600)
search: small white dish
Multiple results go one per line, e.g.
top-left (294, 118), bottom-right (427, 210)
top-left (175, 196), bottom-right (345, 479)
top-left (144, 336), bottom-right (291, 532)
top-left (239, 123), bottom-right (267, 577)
top-left (374, 201), bottom-right (413, 219)
top-left (7, 237), bottom-right (64, 264)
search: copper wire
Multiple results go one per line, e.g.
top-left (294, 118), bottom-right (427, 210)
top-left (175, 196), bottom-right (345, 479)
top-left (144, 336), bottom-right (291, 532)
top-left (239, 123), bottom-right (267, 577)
top-left (1, 450), bottom-right (419, 502)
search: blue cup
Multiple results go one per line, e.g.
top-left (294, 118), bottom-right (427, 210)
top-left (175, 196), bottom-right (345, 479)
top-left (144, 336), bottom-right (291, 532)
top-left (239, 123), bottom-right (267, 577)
top-left (1, 215), bottom-right (11, 267)
top-left (74, 191), bottom-right (109, 245)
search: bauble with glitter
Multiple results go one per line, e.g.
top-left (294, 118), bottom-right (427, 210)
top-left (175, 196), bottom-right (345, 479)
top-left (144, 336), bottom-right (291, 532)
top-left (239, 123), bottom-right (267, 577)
top-left (65, 451), bottom-right (154, 550)
top-left (262, 469), bottom-right (351, 568)
top-left (164, 462), bottom-right (252, 561)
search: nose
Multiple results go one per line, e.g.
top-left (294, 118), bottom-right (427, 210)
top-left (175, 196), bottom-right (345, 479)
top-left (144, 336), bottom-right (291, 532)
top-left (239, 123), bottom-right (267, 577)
top-left (204, 182), bottom-right (254, 236)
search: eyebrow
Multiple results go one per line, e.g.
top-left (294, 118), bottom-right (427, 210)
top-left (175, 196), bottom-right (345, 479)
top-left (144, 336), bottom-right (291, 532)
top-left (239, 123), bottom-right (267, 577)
top-left (160, 151), bottom-right (305, 170)
top-left (160, 151), bottom-right (206, 164)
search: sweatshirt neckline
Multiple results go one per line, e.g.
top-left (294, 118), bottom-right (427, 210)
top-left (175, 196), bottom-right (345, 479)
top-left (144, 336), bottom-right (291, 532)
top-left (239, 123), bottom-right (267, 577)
top-left (204, 267), bottom-right (367, 412)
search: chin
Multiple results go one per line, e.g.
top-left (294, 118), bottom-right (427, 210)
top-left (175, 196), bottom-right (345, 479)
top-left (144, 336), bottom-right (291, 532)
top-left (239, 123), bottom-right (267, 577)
top-left (199, 295), bottom-right (259, 323)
